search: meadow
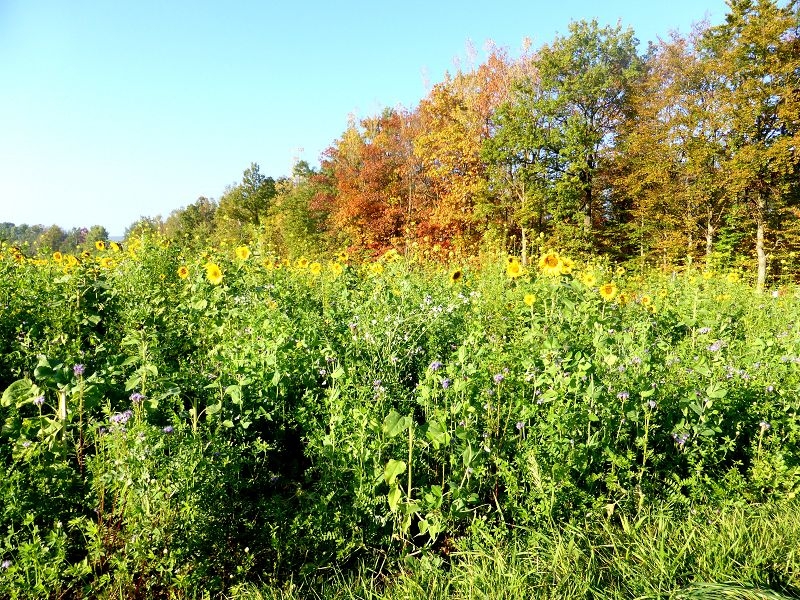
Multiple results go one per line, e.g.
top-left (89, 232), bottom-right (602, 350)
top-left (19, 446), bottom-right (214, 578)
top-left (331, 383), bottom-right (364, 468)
top-left (0, 238), bottom-right (798, 598)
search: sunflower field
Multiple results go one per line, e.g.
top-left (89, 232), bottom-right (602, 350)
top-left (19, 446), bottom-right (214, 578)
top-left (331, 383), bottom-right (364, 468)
top-left (1, 238), bottom-right (799, 598)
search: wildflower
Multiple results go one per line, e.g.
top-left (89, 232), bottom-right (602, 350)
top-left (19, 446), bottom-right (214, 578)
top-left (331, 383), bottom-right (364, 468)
top-left (177, 265), bottom-right (189, 279)
top-left (440, 378), bottom-right (451, 390)
top-left (1, 559), bottom-right (10, 569)
top-left (205, 262), bottom-right (223, 285)
top-left (99, 257), bottom-right (114, 269)
top-left (516, 421), bottom-right (525, 431)
top-left (647, 399), bottom-right (656, 410)
top-left (726, 272), bottom-right (740, 283)
top-left (640, 295), bottom-right (652, 307)
top-left (33, 396), bottom-right (45, 407)
top-left (370, 262), bottom-right (384, 276)
top-left (707, 340), bottom-right (724, 352)
top-left (506, 259), bottom-right (523, 279)
top-left (329, 262), bottom-right (344, 277)
top-left (110, 410), bottom-right (133, 425)
top-left (580, 272), bottom-right (597, 287)
top-left (336, 251), bottom-right (349, 263)
top-left (759, 420), bottom-right (771, 432)
top-left (130, 392), bottom-right (145, 404)
top-left (429, 360), bottom-right (443, 372)
top-left (73, 364), bottom-right (85, 377)
top-left (110, 241), bottom-right (121, 252)
top-left (766, 385), bottom-right (774, 393)
top-left (235, 245), bottom-right (251, 260)
top-left (524, 293), bottom-right (536, 306)
top-left (309, 261), bottom-right (322, 276)
top-left (560, 256), bottom-right (575, 275)
top-left (493, 373), bottom-right (505, 384)
top-left (95, 240), bottom-right (106, 251)
top-left (698, 327), bottom-right (711, 335)
top-left (672, 432), bottom-right (689, 447)
top-left (295, 256), bottom-right (309, 269)
top-left (617, 391), bottom-right (629, 401)
top-left (52, 251), bottom-right (63, 262)
top-left (450, 268), bottom-right (463, 283)
top-left (163, 426), bottom-right (174, 434)
top-left (599, 282), bottom-right (617, 301)
top-left (539, 251), bottom-right (562, 276)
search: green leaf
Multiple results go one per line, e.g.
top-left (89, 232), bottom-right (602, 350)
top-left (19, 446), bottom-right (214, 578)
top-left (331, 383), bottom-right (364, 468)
top-left (2, 379), bottom-right (34, 408)
top-left (387, 484), bottom-right (402, 513)
top-left (382, 410), bottom-right (411, 437)
top-left (225, 385), bottom-right (243, 405)
top-left (384, 459), bottom-right (406, 486)
top-left (425, 420), bottom-right (451, 449)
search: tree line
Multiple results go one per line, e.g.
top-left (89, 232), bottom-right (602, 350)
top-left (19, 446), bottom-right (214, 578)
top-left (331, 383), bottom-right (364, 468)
top-left (8, 1), bottom-right (799, 288)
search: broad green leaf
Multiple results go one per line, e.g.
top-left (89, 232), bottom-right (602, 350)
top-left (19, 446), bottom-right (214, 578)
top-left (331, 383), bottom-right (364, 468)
top-left (382, 410), bottom-right (411, 437)
top-left (383, 459), bottom-right (406, 486)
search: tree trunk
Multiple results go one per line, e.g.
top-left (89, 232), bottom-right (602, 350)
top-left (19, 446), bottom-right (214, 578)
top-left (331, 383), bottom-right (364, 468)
top-left (756, 194), bottom-right (767, 293)
top-left (521, 227), bottom-right (528, 266)
top-left (705, 216), bottom-right (714, 264)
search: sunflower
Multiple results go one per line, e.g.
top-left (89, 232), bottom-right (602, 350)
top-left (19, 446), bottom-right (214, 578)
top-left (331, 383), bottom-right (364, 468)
top-left (370, 262), bottom-right (384, 276)
top-left (81, 251), bottom-right (91, 260)
top-left (336, 251), bottom-right (349, 263)
top-left (560, 256), bottom-right (575, 275)
top-left (309, 261), bottom-right (322, 276)
top-left (110, 241), bottom-right (121, 252)
top-left (450, 268), bottom-right (463, 283)
top-left (235, 246), bottom-right (251, 261)
top-left (177, 265), bottom-right (189, 279)
top-left (539, 251), bottom-right (562, 276)
top-left (580, 272), bottom-right (597, 287)
top-left (524, 293), bottom-right (536, 306)
top-left (506, 259), bottom-right (524, 279)
top-left (205, 262), bottom-right (223, 285)
top-left (640, 294), bottom-right (652, 306)
top-left (599, 282), bottom-right (617, 301)
top-left (329, 262), bottom-right (344, 277)
top-left (66, 255), bottom-right (78, 267)
top-left (296, 256), bottom-right (309, 269)
top-left (726, 272), bottom-right (740, 283)
top-left (95, 240), bottom-right (106, 251)
top-left (52, 251), bottom-right (63, 262)
top-left (99, 257), bottom-right (114, 269)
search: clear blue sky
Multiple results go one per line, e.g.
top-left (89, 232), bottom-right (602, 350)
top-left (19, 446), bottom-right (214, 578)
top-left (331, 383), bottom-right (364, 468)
top-left (1, 0), bottom-right (730, 236)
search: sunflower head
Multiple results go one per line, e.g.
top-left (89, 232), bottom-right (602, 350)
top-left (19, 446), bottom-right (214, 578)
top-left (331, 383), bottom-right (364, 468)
top-left (599, 282), bottom-right (617, 301)
top-left (235, 246), bottom-right (251, 261)
top-left (309, 262), bottom-right (322, 276)
top-left (524, 293), bottom-right (536, 306)
top-left (52, 251), bottom-right (63, 262)
top-left (506, 260), bottom-right (524, 279)
top-left (539, 251), bottom-right (562, 276)
top-left (205, 262), bottom-right (223, 285)
top-left (450, 269), bottom-right (463, 283)
top-left (177, 266), bottom-right (189, 279)
top-left (95, 240), bottom-right (106, 251)
top-left (330, 262), bottom-right (344, 277)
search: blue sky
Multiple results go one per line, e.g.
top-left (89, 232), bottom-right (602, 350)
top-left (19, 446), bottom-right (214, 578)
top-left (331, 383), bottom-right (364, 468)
top-left (0, 1), bottom-right (730, 236)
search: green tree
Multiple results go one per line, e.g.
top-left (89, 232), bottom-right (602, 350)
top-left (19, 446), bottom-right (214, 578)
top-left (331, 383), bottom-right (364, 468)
top-left (217, 162), bottom-right (276, 228)
top-left (37, 225), bottom-right (67, 254)
top-left (700, 0), bottom-right (800, 289)
top-left (164, 196), bottom-right (217, 243)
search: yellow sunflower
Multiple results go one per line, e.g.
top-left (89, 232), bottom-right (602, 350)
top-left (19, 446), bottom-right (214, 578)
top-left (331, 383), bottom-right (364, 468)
top-left (309, 261), bottom-right (322, 276)
top-left (450, 268), bottom-right (463, 283)
top-left (329, 262), bottom-right (344, 277)
top-left (370, 262), bottom-right (384, 276)
top-left (336, 251), bottom-right (349, 263)
top-left (205, 262), bottom-right (223, 285)
top-left (539, 251), bottom-right (562, 276)
top-left (177, 265), bottom-right (189, 279)
top-left (99, 257), bottom-right (115, 269)
top-left (640, 294), bottom-right (652, 306)
top-left (235, 246), bottom-right (251, 260)
top-left (580, 272), bottom-right (597, 287)
top-left (110, 241), bottom-right (121, 253)
top-left (52, 251), bottom-right (63, 262)
top-left (506, 259), bottom-right (524, 279)
top-left (599, 282), bottom-right (617, 301)
top-left (295, 256), bottom-right (309, 269)
top-left (95, 240), bottom-right (106, 251)
top-left (524, 293), bottom-right (536, 306)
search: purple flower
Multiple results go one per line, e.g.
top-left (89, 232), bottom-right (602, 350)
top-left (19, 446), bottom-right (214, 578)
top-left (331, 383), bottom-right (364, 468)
top-left (647, 399), bottom-right (657, 410)
top-left (429, 360), bottom-right (443, 372)
top-left (759, 420), bottom-right (771, 432)
top-left (440, 378), bottom-right (451, 390)
top-left (515, 421), bottom-right (525, 431)
top-left (33, 395), bottom-right (45, 407)
top-left (766, 385), bottom-right (774, 393)
top-left (1, 559), bottom-right (11, 569)
top-left (617, 391), bottom-right (630, 401)
top-left (73, 364), bottom-right (85, 376)
top-left (162, 426), bottom-right (174, 434)
top-left (129, 392), bottom-right (145, 404)
top-left (707, 340), bottom-right (724, 352)
top-left (672, 432), bottom-right (689, 447)
top-left (110, 410), bottom-right (133, 425)
top-left (493, 373), bottom-right (505, 384)
top-left (698, 327), bottom-right (711, 335)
